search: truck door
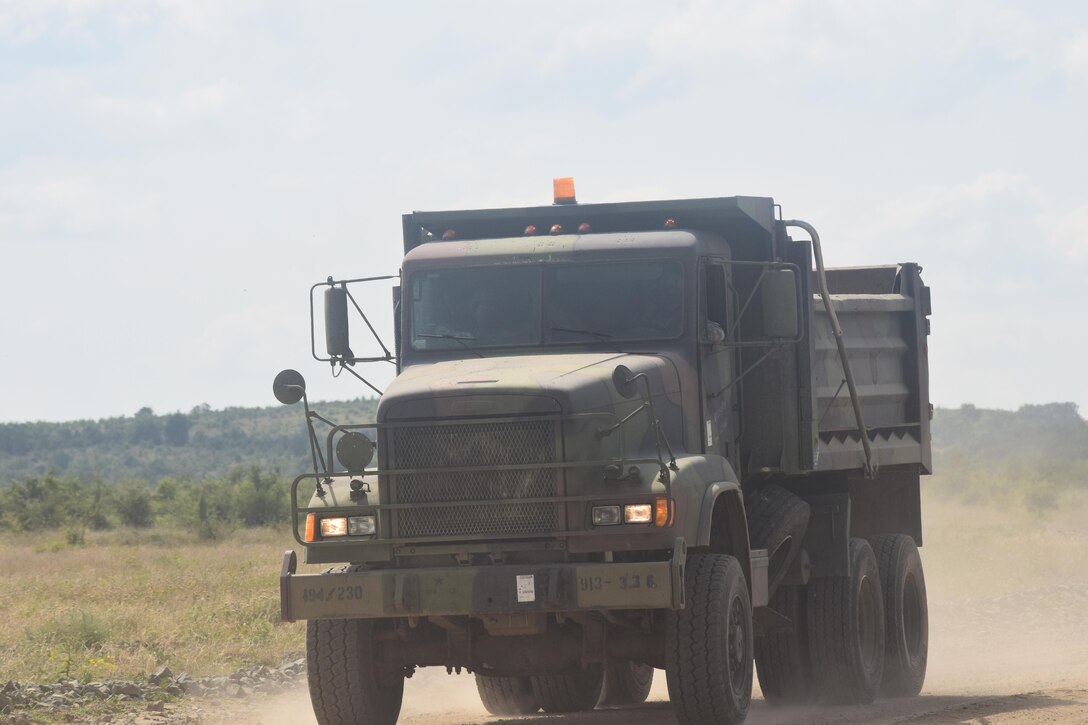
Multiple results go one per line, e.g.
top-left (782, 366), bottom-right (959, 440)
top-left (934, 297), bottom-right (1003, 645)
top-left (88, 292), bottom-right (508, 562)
top-left (699, 260), bottom-right (738, 462)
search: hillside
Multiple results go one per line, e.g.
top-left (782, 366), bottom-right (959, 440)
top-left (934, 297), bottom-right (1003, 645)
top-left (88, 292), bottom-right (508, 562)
top-left (0, 398), bottom-right (379, 485)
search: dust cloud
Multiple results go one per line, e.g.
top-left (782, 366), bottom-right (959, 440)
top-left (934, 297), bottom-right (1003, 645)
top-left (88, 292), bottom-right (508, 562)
top-left (228, 490), bottom-right (1088, 724)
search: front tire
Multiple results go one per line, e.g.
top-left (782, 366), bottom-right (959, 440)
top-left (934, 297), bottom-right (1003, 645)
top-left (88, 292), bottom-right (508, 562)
top-left (665, 553), bottom-right (753, 725)
top-left (871, 534), bottom-right (928, 696)
top-left (598, 661), bottom-right (654, 707)
top-left (807, 538), bottom-right (885, 704)
top-left (531, 666), bottom-right (604, 713)
top-left (307, 618), bottom-right (404, 725)
top-left (475, 674), bottom-right (540, 715)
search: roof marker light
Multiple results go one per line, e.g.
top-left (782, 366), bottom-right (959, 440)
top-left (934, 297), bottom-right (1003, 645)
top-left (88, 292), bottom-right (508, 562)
top-left (550, 224), bottom-right (563, 235)
top-left (524, 225), bottom-right (538, 236)
top-left (663, 218), bottom-right (678, 229)
top-left (553, 177), bottom-right (577, 205)
top-left (577, 223), bottom-right (591, 233)
top-left (442, 229), bottom-right (458, 240)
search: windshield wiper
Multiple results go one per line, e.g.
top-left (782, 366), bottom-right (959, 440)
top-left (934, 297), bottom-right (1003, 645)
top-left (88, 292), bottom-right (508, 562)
top-left (549, 326), bottom-right (624, 353)
top-left (417, 333), bottom-right (485, 358)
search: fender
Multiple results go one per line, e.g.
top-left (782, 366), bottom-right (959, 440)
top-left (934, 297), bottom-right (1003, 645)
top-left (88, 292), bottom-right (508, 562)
top-left (680, 457), bottom-right (752, 595)
top-left (696, 482), bottom-right (752, 590)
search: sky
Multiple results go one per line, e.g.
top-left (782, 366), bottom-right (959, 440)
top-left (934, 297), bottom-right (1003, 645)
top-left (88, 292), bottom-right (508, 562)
top-left (2, 0), bottom-right (1087, 423)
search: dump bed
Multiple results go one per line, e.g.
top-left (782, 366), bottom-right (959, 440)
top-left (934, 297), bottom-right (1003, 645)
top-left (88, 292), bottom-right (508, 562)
top-left (736, 259), bottom-right (932, 479)
top-left (812, 265), bottom-right (932, 474)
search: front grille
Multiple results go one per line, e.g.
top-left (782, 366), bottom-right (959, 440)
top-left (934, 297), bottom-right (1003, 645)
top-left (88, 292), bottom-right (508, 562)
top-left (390, 419), bottom-right (560, 538)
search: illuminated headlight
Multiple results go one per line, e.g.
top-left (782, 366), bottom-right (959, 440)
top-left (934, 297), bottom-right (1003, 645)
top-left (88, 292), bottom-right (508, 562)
top-left (317, 515), bottom-right (377, 538)
top-left (347, 515), bottom-right (377, 536)
top-left (624, 504), bottom-right (653, 524)
top-left (319, 517), bottom-right (348, 537)
top-left (591, 505), bottom-right (622, 526)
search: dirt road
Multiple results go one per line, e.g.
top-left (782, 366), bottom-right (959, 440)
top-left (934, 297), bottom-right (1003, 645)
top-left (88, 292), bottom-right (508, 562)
top-left (190, 493), bottom-right (1087, 725)
top-left (202, 677), bottom-right (1088, 725)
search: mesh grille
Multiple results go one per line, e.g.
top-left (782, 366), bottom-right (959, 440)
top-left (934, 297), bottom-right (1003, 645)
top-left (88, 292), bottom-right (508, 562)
top-left (391, 419), bottom-right (560, 538)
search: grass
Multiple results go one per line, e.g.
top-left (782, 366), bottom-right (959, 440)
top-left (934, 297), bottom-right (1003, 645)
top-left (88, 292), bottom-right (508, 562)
top-left (0, 526), bottom-right (314, 684)
top-left (1, 476), bottom-right (1082, 691)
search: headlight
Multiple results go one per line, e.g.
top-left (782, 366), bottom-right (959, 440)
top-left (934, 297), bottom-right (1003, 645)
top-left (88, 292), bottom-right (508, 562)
top-left (591, 505), bottom-right (622, 526)
top-left (319, 517), bottom-right (348, 537)
top-left (591, 498), bottom-right (673, 527)
top-left (316, 515), bottom-right (377, 539)
top-left (348, 515), bottom-right (377, 536)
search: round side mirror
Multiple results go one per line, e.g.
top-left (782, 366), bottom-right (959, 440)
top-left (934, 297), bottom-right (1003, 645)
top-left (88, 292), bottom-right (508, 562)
top-left (273, 369), bottom-right (306, 405)
top-left (612, 364), bottom-right (639, 399)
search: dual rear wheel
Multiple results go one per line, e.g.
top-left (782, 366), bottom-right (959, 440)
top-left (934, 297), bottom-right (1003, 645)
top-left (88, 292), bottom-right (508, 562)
top-left (754, 534), bottom-right (929, 706)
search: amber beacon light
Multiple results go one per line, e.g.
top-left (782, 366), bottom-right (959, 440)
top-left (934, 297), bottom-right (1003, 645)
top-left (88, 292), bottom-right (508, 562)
top-left (553, 177), bottom-right (577, 205)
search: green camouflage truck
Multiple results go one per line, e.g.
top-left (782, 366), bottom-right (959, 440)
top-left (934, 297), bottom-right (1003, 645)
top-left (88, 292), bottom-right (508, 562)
top-left (274, 180), bottom-right (933, 725)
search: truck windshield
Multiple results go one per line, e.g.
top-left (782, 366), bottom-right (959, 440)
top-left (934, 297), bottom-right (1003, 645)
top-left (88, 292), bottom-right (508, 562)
top-left (409, 261), bottom-right (683, 351)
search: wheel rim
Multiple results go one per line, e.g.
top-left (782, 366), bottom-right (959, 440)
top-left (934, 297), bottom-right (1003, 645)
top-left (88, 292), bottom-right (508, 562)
top-left (857, 574), bottom-right (878, 671)
top-left (728, 594), bottom-right (748, 695)
top-left (902, 571), bottom-right (923, 663)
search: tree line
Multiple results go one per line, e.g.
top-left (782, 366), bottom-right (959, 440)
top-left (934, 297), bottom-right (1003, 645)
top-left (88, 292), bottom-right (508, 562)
top-left (0, 466), bottom-right (295, 539)
top-left (1, 399), bottom-right (1085, 539)
top-left (0, 398), bottom-right (379, 486)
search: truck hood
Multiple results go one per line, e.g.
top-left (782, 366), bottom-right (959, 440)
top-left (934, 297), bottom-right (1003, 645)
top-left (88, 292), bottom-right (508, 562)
top-left (378, 352), bottom-right (681, 420)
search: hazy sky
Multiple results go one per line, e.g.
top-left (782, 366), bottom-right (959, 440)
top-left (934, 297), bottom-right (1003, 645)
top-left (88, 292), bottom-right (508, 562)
top-left (3, 0), bottom-right (1087, 423)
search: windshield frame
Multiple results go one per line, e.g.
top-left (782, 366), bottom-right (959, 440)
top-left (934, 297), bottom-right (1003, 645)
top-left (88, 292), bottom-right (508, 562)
top-left (404, 258), bottom-right (689, 355)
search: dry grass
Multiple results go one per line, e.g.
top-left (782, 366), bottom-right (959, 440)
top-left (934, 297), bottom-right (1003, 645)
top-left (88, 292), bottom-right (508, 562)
top-left (2, 484), bottom-right (1084, 696)
top-left (0, 526), bottom-right (313, 684)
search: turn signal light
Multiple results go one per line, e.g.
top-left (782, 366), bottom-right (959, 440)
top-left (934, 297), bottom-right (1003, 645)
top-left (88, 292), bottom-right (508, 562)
top-left (655, 497), bottom-right (673, 527)
top-left (304, 512), bottom-right (316, 542)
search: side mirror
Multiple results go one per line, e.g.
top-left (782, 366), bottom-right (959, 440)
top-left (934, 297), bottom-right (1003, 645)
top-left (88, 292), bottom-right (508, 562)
top-left (612, 364), bottom-right (639, 399)
top-left (761, 269), bottom-right (800, 339)
top-left (273, 369), bottom-right (306, 405)
top-left (325, 286), bottom-right (351, 357)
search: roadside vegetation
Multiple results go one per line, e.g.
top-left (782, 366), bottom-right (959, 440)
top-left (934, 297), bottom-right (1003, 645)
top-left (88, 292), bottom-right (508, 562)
top-left (928, 402), bottom-right (1088, 513)
top-left (0, 525), bottom-right (308, 689)
top-left (0, 466), bottom-right (295, 541)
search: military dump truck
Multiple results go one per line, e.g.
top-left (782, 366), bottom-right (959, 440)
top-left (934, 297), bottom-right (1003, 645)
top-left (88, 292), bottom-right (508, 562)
top-left (273, 179), bottom-right (932, 725)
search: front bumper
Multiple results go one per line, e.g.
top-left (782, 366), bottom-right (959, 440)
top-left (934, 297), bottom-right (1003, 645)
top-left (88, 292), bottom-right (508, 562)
top-left (280, 541), bottom-right (686, 622)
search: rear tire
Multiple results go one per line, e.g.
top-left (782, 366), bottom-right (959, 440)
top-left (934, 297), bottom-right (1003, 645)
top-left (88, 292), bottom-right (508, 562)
top-left (531, 666), bottom-right (604, 713)
top-left (475, 674), bottom-right (540, 715)
top-left (665, 552), bottom-right (753, 725)
top-left (598, 661), bottom-right (654, 707)
top-left (754, 584), bottom-right (812, 704)
top-left (307, 618), bottom-right (404, 725)
top-left (807, 538), bottom-right (885, 704)
top-left (871, 534), bottom-right (928, 697)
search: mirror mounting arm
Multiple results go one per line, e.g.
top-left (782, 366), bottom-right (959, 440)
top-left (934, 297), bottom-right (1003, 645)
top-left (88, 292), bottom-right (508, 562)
top-left (605, 367), bottom-right (678, 478)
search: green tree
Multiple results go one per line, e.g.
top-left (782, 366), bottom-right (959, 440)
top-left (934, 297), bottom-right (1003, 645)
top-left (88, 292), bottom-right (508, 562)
top-left (163, 413), bottom-right (191, 447)
top-left (116, 481), bottom-right (153, 527)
